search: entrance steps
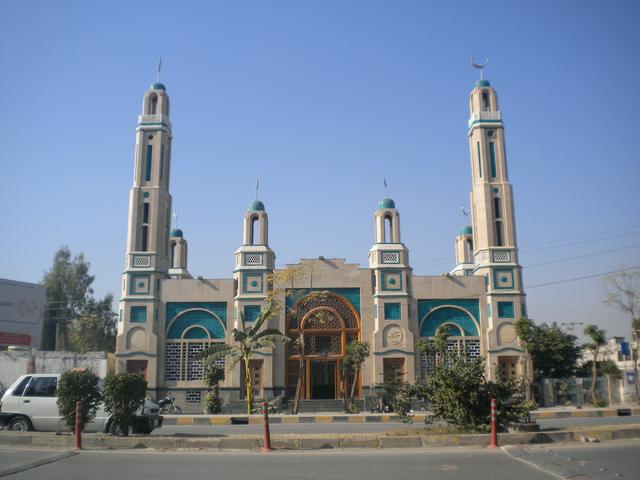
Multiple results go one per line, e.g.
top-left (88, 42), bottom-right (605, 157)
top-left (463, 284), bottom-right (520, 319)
top-left (297, 399), bottom-right (364, 413)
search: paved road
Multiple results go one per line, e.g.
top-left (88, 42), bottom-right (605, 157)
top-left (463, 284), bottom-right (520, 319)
top-left (1, 441), bottom-right (638, 479)
top-left (151, 414), bottom-right (640, 436)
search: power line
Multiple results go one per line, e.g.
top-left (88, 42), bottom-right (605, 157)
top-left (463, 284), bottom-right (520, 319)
top-left (525, 243), bottom-right (640, 268)
top-left (527, 266), bottom-right (640, 290)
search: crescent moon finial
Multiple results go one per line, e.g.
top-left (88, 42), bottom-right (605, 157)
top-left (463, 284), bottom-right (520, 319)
top-left (470, 53), bottom-right (489, 79)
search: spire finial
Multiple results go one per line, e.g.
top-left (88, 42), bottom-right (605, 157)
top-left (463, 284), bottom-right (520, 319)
top-left (156, 56), bottom-right (162, 83)
top-left (461, 203), bottom-right (470, 217)
top-left (255, 177), bottom-right (260, 201)
top-left (173, 210), bottom-right (179, 228)
top-left (470, 54), bottom-right (489, 80)
top-left (383, 177), bottom-right (388, 197)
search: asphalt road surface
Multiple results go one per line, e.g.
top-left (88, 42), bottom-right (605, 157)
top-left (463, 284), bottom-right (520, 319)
top-left (1, 441), bottom-right (638, 480)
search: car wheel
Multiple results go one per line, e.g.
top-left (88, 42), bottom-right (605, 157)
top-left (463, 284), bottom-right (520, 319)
top-left (109, 422), bottom-right (133, 437)
top-left (8, 416), bottom-right (32, 432)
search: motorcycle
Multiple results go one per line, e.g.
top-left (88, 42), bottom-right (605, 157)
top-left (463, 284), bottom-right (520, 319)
top-left (158, 394), bottom-right (182, 414)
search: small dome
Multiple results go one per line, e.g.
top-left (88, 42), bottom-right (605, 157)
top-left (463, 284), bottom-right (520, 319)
top-left (378, 198), bottom-right (396, 209)
top-left (248, 200), bottom-right (265, 211)
top-left (474, 79), bottom-right (491, 88)
top-left (170, 228), bottom-right (183, 238)
top-left (459, 225), bottom-right (473, 236)
top-left (150, 82), bottom-right (166, 91)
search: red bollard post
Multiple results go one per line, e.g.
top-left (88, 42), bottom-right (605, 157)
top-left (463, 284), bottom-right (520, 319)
top-left (262, 401), bottom-right (273, 452)
top-left (74, 400), bottom-right (82, 450)
top-left (490, 398), bottom-right (497, 448)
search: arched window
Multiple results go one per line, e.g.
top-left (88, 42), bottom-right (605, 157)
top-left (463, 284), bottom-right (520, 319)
top-left (170, 241), bottom-right (177, 268)
top-left (140, 226), bottom-right (149, 251)
top-left (142, 202), bottom-right (150, 223)
top-left (384, 215), bottom-right (392, 243)
top-left (482, 91), bottom-right (490, 111)
top-left (465, 239), bottom-right (473, 262)
top-left (249, 215), bottom-right (259, 245)
top-left (495, 221), bottom-right (504, 246)
top-left (493, 197), bottom-right (502, 219)
top-left (150, 94), bottom-right (158, 115)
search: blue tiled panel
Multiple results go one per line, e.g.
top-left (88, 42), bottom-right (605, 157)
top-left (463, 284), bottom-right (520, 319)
top-left (166, 302), bottom-right (227, 326)
top-left (166, 310), bottom-right (225, 339)
top-left (244, 305), bottom-right (261, 323)
top-left (384, 302), bottom-right (401, 320)
top-left (418, 299), bottom-right (480, 337)
top-left (130, 306), bottom-right (147, 323)
top-left (497, 301), bottom-right (515, 318)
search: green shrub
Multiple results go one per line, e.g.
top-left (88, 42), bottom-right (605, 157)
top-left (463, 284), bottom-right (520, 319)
top-left (101, 373), bottom-right (147, 436)
top-left (203, 361), bottom-right (225, 414)
top-left (57, 369), bottom-right (101, 432)
top-left (419, 355), bottom-right (534, 432)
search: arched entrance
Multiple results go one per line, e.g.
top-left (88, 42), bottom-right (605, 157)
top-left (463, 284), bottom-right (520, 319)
top-left (286, 292), bottom-right (360, 400)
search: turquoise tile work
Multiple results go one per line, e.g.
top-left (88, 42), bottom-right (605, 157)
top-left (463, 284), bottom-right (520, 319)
top-left (384, 302), bottom-right (401, 320)
top-left (166, 302), bottom-right (227, 326)
top-left (243, 305), bottom-right (261, 323)
top-left (130, 306), bottom-right (147, 323)
top-left (166, 309), bottom-right (225, 339)
top-left (497, 301), bottom-right (515, 318)
top-left (418, 299), bottom-right (480, 337)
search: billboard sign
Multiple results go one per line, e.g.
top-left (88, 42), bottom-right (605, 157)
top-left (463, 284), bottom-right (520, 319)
top-left (0, 278), bottom-right (46, 348)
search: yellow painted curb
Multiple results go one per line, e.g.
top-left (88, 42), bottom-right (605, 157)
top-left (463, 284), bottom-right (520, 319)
top-left (248, 416), bottom-right (262, 425)
top-left (210, 417), bottom-right (231, 425)
top-left (381, 416), bottom-right (391, 423)
top-left (535, 412), bottom-right (554, 419)
top-left (176, 417), bottom-right (194, 425)
top-left (315, 416), bottom-right (332, 423)
top-left (348, 416), bottom-right (365, 423)
top-left (570, 411), bottom-right (590, 418)
top-left (281, 416), bottom-right (299, 424)
top-left (413, 414), bottom-right (426, 422)
top-left (602, 410), bottom-right (617, 417)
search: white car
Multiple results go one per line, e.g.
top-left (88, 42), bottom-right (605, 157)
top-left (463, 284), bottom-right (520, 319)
top-left (0, 374), bottom-right (162, 434)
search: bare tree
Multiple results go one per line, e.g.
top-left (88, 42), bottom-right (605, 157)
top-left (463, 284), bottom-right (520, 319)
top-left (604, 268), bottom-right (640, 404)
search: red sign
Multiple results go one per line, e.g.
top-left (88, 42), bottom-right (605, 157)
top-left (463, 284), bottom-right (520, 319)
top-left (0, 331), bottom-right (32, 346)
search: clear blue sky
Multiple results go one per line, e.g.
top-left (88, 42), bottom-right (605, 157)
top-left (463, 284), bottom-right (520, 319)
top-left (1, 1), bottom-right (639, 340)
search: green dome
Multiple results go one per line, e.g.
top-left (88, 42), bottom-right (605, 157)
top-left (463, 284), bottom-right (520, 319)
top-left (248, 200), bottom-right (265, 211)
top-left (170, 228), bottom-right (183, 238)
top-left (378, 198), bottom-right (396, 209)
top-left (459, 225), bottom-right (473, 236)
top-left (474, 79), bottom-right (491, 88)
top-left (150, 82), bottom-right (166, 91)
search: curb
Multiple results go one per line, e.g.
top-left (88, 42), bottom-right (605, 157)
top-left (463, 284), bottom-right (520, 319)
top-left (158, 408), bottom-right (640, 425)
top-left (0, 451), bottom-right (77, 478)
top-left (1, 425), bottom-right (638, 451)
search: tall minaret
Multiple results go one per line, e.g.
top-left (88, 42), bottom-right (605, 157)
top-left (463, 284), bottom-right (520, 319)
top-left (368, 198), bottom-right (415, 382)
top-left (116, 82), bottom-right (173, 388)
top-left (467, 74), bottom-right (526, 379)
top-left (232, 200), bottom-right (277, 397)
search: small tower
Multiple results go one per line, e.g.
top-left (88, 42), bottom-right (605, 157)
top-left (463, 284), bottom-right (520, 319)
top-left (467, 76), bottom-right (526, 380)
top-left (450, 225), bottom-right (474, 276)
top-left (168, 228), bottom-right (191, 279)
top-left (368, 198), bottom-right (415, 383)
top-left (232, 200), bottom-right (277, 398)
top-left (116, 82), bottom-right (173, 387)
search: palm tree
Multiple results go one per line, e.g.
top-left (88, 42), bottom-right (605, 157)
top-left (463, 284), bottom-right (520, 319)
top-left (583, 325), bottom-right (607, 405)
top-left (198, 302), bottom-right (289, 415)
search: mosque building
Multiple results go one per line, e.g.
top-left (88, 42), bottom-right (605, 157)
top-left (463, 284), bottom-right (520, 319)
top-left (115, 74), bottom-right (527, 410)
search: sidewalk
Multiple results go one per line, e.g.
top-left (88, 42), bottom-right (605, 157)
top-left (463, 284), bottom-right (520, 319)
top-left (0, 423), bottom-right (638, 451)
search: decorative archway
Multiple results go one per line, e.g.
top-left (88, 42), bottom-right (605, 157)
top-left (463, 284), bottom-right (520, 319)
top-left (286, 292), bottom-right (360, 400)
top-left (418, 306), bottom-right (481, 377)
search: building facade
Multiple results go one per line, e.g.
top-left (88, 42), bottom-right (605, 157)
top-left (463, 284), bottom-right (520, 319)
top-left (115, 77), bottom-right (528, 410)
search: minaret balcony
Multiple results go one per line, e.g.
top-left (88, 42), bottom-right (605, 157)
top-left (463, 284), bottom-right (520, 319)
top-left (468, 111), bottom-right (501, 127)
top-left (137, 114), bottom-right (171, 129)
